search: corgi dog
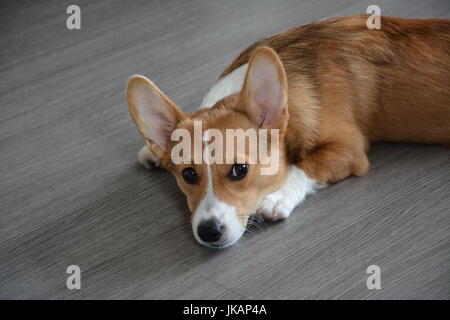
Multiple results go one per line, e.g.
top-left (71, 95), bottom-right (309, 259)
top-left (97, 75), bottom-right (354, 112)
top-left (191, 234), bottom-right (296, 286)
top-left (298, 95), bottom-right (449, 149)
top-left (126, 15), bottom-right (450, 248)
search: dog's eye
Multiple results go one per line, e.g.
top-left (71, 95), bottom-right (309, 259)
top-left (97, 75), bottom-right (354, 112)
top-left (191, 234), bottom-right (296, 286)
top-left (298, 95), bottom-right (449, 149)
top-left (229, 164), bottom-right (248, 181)
top-left (182, 167), bottom-right (198, 185)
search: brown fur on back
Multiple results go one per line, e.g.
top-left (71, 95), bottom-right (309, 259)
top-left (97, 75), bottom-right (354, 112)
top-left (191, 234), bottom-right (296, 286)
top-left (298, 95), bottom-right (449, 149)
top-left (221, 15), bottom-right (450, 143)
top-left (221, 15), bottom-right (450, 173)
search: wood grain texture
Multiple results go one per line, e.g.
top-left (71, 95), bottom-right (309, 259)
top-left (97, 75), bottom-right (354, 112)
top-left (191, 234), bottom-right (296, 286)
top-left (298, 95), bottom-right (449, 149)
top-left (0, 0), bottom-right (449, 299)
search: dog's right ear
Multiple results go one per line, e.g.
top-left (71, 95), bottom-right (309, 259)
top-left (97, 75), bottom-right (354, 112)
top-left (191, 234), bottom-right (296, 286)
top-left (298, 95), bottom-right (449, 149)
top-left (239, 47), bottom-right (288, 129)
top-left (127, 75), bottom-right (185, 161)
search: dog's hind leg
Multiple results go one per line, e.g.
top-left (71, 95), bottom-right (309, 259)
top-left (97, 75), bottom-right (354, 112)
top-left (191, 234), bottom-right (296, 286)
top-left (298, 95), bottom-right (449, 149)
top-left (298, 130), bottom-right (370, 185)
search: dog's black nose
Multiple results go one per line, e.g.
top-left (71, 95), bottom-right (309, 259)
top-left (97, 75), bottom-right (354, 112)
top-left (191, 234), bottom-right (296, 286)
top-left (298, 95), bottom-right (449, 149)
top-left (197, 218), bottom-right (224, 243)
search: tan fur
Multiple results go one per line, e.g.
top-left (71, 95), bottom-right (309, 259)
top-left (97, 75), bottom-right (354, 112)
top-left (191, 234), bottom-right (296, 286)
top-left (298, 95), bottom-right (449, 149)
top-left (221, 15), bottom-right (450, 183)
top-left (161, 96), bottom-right (289, 226)
top-left (128, 15), bottom-right (450, 226)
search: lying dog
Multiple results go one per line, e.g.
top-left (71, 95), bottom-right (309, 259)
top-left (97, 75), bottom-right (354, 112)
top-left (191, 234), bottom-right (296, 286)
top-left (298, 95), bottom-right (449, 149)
top-left (126, 15), bottom-right (450, 248)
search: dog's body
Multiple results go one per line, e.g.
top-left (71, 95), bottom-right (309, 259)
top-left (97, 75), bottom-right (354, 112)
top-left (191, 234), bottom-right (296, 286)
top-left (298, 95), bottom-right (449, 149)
top-left (128, 15), bottom-right (450, 248)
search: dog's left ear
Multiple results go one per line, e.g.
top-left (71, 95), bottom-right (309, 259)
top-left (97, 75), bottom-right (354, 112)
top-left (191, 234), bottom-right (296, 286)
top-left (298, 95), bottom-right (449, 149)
top-left (239, 46), bottom-right (288, 128)
top-left (127, 75), bottom-right (185, 162)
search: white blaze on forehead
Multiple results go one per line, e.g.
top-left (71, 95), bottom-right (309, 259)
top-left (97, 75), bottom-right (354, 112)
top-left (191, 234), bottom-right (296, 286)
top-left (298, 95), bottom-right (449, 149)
top-left (195, 142), bottom-right (232, 220)
top-left (196, 64), bottom-right (246, 213)
top-left (200, 63), bottom-right (248, 109)
top-left (192, 144), bottom-right (244, 247)
top-left (192, 64), bottom-right (249, 247)
top-left (204, 151), bottom-right (217, 212)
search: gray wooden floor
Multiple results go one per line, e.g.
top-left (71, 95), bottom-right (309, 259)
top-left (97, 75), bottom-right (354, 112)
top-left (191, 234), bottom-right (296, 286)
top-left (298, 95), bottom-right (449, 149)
top-left (0, 0), bottom-right (449, 300)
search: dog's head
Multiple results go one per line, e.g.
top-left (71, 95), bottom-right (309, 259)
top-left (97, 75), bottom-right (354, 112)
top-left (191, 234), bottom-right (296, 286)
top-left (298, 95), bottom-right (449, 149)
top-left (126, 47), bottom-right (290, 248)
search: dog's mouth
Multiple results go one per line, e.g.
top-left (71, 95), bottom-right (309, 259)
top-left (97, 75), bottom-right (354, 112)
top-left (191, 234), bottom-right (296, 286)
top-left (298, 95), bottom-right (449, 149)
top-left (196, 235), bottom-right (242, 249)
top-left (207, 243), bottom-right (226, 249)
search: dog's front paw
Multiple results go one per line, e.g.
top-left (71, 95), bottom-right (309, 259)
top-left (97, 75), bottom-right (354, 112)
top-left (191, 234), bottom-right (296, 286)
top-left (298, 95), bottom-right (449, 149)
top-left (257, 190), bottom-right (296, 221)
top-left (137, 146), bottom-right (160, 169)
top-left (257, 166), bottom-right (318, 222)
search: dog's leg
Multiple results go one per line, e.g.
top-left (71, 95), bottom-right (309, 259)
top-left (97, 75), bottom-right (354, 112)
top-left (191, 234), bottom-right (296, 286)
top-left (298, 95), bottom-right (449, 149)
top-left (257, 165), bottom-right (319, 221)
top-left (258, 129), bottom-right (369, 221)
top-left (299, 138), bottom-right (370, 184)
top-left (137, 145), bottom-right (160, 168)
